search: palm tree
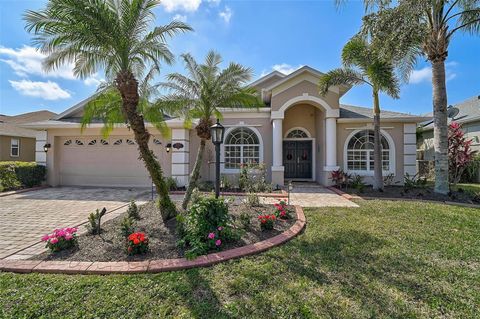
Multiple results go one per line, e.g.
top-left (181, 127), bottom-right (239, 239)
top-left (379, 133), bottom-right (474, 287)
top-left (159, 51), bottom-right (261, 209)
top-left (319, 37), bottom-right (400, 190)
top-left (340, 0), bottom-right (480, 194)
top-left (24, 0), bottom-right (192, 220)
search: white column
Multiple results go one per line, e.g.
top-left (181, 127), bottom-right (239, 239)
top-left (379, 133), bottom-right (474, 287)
top-left (403, 123), bottom-right (417, 176)
top-left (272, 119), bottom-right (283, 167)
top-left (271, 118), bottom-right (284, 186)
top-left (35, 131), bottom-right (47, 166)
top-left (324, 117), bottom-right (339, 171)
top-left (171, 128), bottom-right (190, 187)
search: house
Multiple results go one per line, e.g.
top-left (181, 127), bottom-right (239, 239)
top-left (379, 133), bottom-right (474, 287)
top-left (0, 110), bottom-right (56, 162)
top-left (22, 66), bottom-right (428, 188)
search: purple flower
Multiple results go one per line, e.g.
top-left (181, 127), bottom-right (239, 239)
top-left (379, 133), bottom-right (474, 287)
top-left (217, 226), bottom-right (224, 231)
top-left (215, 239), bottom-right (222, 246)
top-left (208, 232), bottom-right (215, 239)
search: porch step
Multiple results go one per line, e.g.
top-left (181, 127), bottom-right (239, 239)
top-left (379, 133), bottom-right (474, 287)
top-left (290, 182), bottom-right (323, 189)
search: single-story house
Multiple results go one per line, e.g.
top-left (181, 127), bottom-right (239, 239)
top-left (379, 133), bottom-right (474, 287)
top-left (23, 66), bottom-right (428, 188)
top-left (0, 110), bottom-right (56, 162)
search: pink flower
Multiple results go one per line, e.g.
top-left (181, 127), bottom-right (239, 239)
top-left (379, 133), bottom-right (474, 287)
top-left (208, 232), bottom-right (215, 239)
top-left (65, 233), bottom-right (73, 240)
top-left (50, 237), bottom-right (59, 244)
top-left (215, 239), bottom-right (222, 246)
top-left (41, 234), bottom-right (49, 242)
top-left (217, 226), bottom-right (223, 231)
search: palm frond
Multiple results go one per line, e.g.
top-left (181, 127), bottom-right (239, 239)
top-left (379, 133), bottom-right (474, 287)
top-left (319, 68), bottom-right (370, 95)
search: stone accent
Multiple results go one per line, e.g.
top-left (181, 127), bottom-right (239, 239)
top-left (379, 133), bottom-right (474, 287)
top-left (0, 206), bottom-right (306, 275)
top-left (35, 131), bottom-right (47, 165)
top-left (171, 128), bottom-right (190, 187)
top-left (403, 124), bottom-right (417, 176)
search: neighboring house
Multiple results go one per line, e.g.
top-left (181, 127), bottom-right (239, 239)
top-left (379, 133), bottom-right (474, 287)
top-left (418, 95), bottom-right (480, 160)
top-left (0, 111), bottom-right (56, 162)
top-left (22, 66), bottom-right (428, 188)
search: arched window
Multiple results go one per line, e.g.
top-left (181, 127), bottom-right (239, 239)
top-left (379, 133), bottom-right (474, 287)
top-left (224, 127), bottom-right (260, 169)
top-left (346, 130), bottom-right (391, 173)
top-left (286, 129), bottom-right (309, 138)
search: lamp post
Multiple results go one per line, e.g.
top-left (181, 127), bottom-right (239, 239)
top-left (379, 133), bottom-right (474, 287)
top-left (287, 180), bottom-right (293, 205)
top-left (43, 143), bottom-right (51, 152)
top-left (210, 119), bottom-right (225, 198)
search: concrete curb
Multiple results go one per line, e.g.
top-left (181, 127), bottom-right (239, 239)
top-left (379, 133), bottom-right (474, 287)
top-left (0, 206), bottom-right (306, 275)
top-left (0, 185), bottom-right (50, 197)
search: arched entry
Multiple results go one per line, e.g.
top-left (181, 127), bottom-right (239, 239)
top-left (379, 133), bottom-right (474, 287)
top-left (283, 127), bottom-right (314, 180)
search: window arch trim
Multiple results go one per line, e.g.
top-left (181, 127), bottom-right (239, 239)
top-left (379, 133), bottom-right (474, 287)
top-left (221, 126), bottom-right (264, 173)
top-left (284, 127), bottom-right (312, 139)
top-left (343, 129), bottom-right (396, 176)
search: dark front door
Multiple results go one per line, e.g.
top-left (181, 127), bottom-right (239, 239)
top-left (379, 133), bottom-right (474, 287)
top-left (283, 140), bottom-right (312, 179)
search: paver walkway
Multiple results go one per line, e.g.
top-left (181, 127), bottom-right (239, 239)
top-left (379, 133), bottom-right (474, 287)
top-left (0, 187), bottom-right (151, 260)
top-left (262, 183), bottom-right (359, 207)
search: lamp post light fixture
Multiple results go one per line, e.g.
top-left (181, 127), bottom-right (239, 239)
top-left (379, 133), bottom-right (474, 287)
top-left (43, 143), bottom-right (51, 153)
top-left (210, 119), bottom-right (225, 198)
top-left (287, 180), bottom-right (293, 205)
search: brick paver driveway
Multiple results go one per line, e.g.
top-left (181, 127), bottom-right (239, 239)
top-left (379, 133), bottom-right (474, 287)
top-left (0, 187), bottom-right (151, 260)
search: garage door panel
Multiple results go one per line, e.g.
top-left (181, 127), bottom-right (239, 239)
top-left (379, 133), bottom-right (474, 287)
top-left (59, 136), bottom-right (166, 187)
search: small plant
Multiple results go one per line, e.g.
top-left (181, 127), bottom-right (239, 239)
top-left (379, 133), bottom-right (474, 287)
top-left (448, 122), bottom-right (476, 186)
top-left (41, 227), bottom-right (78, 252)
top-left (350, 175), bottom-right (366, 193)
top-left (120, 216), bottom-right (135, 238)
top-left (403, 173), bottom-right (427, 193)
top-left (239, 212), bottom-right (251, 229)
top-left (273, 198), bottom-right (293, 219)
top-left (258, 214), bottom-right (276, 230)
top-left (165, 177), bottom-right (178, 191)
top-left (197, 181), bottom-right (214, 191)
top-left (190, 187), bottom-right (202, 206)
top-left (87, 207), bottom-right (107, 235)
top-left (126, 232), bottom-right (149, 255)
top-left (220, 174), bottom-right (232, 190)
top-left (127, 200), bottom-right (140, 220)
top-left (330, 169), bottom-right (349, 188)
top-left (383, 173), bottom-right (397, 187)
top-left (246, 192), bottom-right (261, 206)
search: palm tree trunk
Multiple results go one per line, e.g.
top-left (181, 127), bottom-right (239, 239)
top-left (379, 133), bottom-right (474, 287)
top-left (372, 90), bottom-right (383, 191)
top-left (116, 71), bottom-right (176, 220)
top-left (431, 60), bottom-right (449, 194)
top-left (182, 138), bottom-right (206, 209)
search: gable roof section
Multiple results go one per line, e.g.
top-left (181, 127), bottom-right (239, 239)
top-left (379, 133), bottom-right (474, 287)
top-left (54, 94), bottom-right (98, 120)
top-left (0, 110), bottom-right (57, 138)
top-left (339, 104), bottom-right (429, 123)
top-left (248, 70), bottom-right (285, 88)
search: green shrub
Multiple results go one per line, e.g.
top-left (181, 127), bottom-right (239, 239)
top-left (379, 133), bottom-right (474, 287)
top-left (239, 212), bottom-right (251, 229)
top-left (197, 180), bottom-right (214, 191)
top-left (350, 174), bottom-right (366, 193)
top-left (246, 192), bottom-right (260, 207)
top-left (127, 200), bottom-right (140, 220)
top-left (403, 173), bottom-right (427, 193)
top-left (177, 196), bottom-right (238, 259)
top-left (165, 177), bottom-right (178, 191)
top-left (238, 163), bottom-right (273, 193)
top-left (0, 162), bottom-right (45, 191)
top-left (120, 216), bottom-right (135, 238)
top-left (87, 208), bottom-right (107, 235)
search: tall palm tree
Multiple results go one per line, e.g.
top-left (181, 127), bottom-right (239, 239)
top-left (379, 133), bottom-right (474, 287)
top-left (319, 37), bottom-right (400, 190)
top-left (340, 0), bottom-right (480, 194)
top-left (159, 51), bottom-right (261, 209)
top-left (24, 0), bottom-right (192, 220)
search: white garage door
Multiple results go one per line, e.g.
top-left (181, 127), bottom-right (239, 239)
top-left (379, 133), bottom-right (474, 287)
top-left (59, 136), bottom-right (165, 187)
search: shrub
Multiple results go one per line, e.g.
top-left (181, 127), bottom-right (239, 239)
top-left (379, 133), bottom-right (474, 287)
top-left (126, 232), bottom-right (149, 255)
top-left (238, 163), bottom-right (273, 193)
top-left (462, 154), bottom-right (480, 182)
top-left (165, 177), bottom-right (178, 191)
top-left (87, 207), bottom-right (107, 235)
top-left (0, 161), bottom-right (45, 191)
top-left (403, 173), bottom-right (427, 193)
top-left (448, 122), bottom-right (476, 186)
top-left (190, 187), bottom-right (202, 206)
top-left (273, 198), bottom-right (293, 219)
top-left (220, 174), bottom-right (233, 190)
top-left (178, 196), bottom-right (237, 259)
top-left (330, 169), bottom-right (349, 188)
top-left (258, 214), bottom-right (276, 230)
top-left (239, 212), bottom-right (251, 229)
top-left (246, 192), bottom-right (260, 206)
top-left (197, 180), bottom-right (214, 191)
top-left (127, 200), bottom-right (140, 220)
top-left (350, 174), bottom-right (366, 193)
top-left (41, 227), bottom-right (78, 252)
top-left (120, 216), bottom-right (135, 238)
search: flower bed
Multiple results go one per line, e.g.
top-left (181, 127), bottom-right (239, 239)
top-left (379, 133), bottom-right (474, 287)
top-left (32, 198), bottom-right (297, 262)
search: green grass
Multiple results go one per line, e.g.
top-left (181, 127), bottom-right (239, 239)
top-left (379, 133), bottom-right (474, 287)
top-left (453, 183), bottom-right (480, 194)
top-left (1, 200), bottom-right (479, 318)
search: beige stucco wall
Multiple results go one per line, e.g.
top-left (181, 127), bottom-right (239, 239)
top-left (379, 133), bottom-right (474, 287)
top-left (0, 135), bottom-right (36, 162)
top-left (337, 122), bottom-right (406, 185)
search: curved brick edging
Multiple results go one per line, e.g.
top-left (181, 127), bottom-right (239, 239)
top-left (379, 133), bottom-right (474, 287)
top-left (0, 206), bottom-right (306, 275)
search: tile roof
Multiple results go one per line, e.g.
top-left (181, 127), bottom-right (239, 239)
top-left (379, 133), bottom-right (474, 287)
top-left (339, 104), bottom-right (418, 119)
top-left (421, 95), bottom-right (480, 129)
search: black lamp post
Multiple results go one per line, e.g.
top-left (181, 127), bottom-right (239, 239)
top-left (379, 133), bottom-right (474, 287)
top-left (210, 119), bottom-right (225, 198)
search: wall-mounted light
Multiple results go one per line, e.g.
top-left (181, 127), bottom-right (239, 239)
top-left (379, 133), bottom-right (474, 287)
top-left (43, 143), bottom-right (51, 153)
top-left (165, 143), bottom-right (172, 153)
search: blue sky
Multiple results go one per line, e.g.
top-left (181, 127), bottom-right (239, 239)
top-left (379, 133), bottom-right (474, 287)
top-left (0, 0), bottom-right (479, 116)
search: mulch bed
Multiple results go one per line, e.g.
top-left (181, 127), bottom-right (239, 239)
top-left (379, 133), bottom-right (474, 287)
top-left (340, 185), bottom-right (480, 204)
top-left (33, 200), bottom-right (295, 262)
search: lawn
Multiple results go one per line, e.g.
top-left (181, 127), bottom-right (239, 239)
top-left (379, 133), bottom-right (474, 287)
top-left (453, 183), bottom-right (480, 194)
top-left (1, 200), bottom-right (479, 318)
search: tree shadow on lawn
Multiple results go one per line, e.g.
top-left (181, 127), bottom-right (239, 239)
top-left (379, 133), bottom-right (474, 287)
top-left (278, 229), bottom-right (452, 317)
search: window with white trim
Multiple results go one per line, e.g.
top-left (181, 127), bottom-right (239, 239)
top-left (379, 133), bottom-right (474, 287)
top-left (286, 129), bottom-right (309, 138)
top-left (346, 130), bottom-right (390, 172)
top-left (10, 138), bottom-right (19, 157)
top-left (224, 127), bottom-right (260, 169)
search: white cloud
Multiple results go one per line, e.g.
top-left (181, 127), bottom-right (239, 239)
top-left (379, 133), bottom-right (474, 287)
top-left (261, 63), bottom-right (304, 77)
top-left (0, 45), bottom-right (75, 80)
top-left (83, 75), bottom-right (103, 87)
top-left (161, 0), bottom-right (201, 12)
top-left (173, 14), bottom-right (187, 22)
top-left (9, 80), bottom-right (71, 100)
top-left (206, 0), bottom-right (221, 6)
top-left (219, 6), bottom-right (232, 23)
top-left (409, 63), bottom-right (458, 84)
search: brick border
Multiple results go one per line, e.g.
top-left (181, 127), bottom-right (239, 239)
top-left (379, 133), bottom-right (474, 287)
top-left (326, 186), bottom-right (361, 200)
top-left (169, 190), bottom-right (288, 198)
top-left (0, 206), bottom-right (306, 275)
top-left (0, 185), bottom-right (50, 197)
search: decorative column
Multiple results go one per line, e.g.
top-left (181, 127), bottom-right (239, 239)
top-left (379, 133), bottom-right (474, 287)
top-left (403, 123), bottom-right (417, 176)
top-left (171, 128), bottom-right (190, 187)
top-left (35, 131), bottom-right (47, 166)
top-left (324, 117), bottom-right (339, 171)
top-left (271, 118), bottom-right (284, 186)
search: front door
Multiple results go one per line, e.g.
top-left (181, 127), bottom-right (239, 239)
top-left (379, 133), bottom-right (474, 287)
top-left (283, 140), bottom-right (312, 179)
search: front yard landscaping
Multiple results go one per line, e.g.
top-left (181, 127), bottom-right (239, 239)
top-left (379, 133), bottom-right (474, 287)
top-left (1, 199), bottom-right (479, 318)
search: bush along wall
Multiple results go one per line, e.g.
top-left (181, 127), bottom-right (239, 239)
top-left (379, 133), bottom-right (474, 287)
top-left (0, 162), bottom-right (46, 191)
